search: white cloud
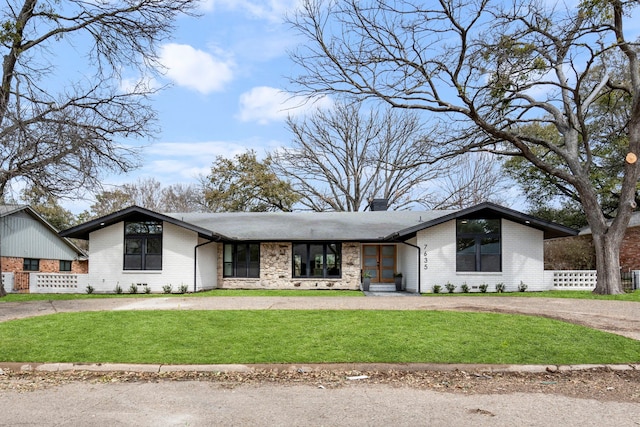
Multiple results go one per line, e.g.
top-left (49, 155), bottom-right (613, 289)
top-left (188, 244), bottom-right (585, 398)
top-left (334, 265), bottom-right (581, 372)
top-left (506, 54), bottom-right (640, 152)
top-left (159, 43), bottom-right (235, 94)
top-left (237, 86), bottom-right (332, 124)
top-left (200, 0), bottom-right (301, 22)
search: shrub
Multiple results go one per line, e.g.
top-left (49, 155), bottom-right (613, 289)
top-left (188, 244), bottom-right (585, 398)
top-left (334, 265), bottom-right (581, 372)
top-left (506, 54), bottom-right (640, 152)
top-left (162, 284), bottom-right (173, 294)
top-left (432, 285), bottom-right (442, 294)
top-left (114, 284), bottom-right (123, 294)
top-left (129, 284), bottom-right (138, 294)
top-left (178, 284), bottom-right (189, 294)
top-left (461, 283), bottom-right (470, 293)
top-left (495, 283), bottom-right (506, 293)
top-left (445, 282), bottom-right (456, 293)
top-left (479, 283), bottom-right (489, 293)
top-left (86, 285), bottom-right (94, 294)
top-left (518, 281), bottom-right (528, 292)
top-left (143, 285), bottom-right (151, 294)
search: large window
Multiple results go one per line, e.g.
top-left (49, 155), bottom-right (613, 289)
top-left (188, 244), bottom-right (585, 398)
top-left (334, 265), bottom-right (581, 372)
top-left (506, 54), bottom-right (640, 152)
top-left (224, 243), bottom-right (260, 278)
top-left (293, 243), bottom-right (341, 278)
top-left (124, 221), bottom-right (163, 270)
top-left (456, 219), bottom-right (501, 272)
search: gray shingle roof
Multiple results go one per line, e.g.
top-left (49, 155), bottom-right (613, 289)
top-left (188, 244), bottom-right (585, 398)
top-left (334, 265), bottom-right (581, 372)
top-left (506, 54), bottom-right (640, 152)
top-left (166, 210), bottom-right (456, 241)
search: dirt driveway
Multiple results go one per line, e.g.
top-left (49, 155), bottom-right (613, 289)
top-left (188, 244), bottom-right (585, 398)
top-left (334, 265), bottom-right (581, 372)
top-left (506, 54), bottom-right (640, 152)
top-left (1, 295), bottom-right (639, 340)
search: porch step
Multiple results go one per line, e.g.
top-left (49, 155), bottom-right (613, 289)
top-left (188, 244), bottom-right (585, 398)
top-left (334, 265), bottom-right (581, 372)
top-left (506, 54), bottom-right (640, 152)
top-left (369, 283), bottom-right (397, 292)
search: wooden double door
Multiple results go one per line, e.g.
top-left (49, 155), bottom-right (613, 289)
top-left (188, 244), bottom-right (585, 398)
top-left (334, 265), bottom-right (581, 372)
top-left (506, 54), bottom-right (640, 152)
top-left (362, 244), bottom-right (397, 283)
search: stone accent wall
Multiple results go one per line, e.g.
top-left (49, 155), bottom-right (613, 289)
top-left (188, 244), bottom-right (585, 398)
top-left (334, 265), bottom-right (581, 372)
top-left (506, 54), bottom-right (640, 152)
top-left (219, 242), bottom-right (362, 290)
top-left (0, 256), bottom-right (87, 274)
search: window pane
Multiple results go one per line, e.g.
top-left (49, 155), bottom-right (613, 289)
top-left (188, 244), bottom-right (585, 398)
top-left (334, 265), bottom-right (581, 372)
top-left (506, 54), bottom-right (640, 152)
top-left (457, 219), bottom-right (500, 234)
top-left (125, 221), bottom-right (162, 235)
top-left (381, 269), bottom-right (395, 279)
top-left (364, 246), bottom-right (377, 256)
top-left (327, 243), bottom-right (341, 276)
top-left (480, 237), bottom-right (500, 254)
top-left (481, 255), bottom-right (501, 272)
top-left (125, 238), bottom-right (142, 254)
top-left (456, 237), bottom-right (476, 271)
top-left (124, 254), bottom-right (142, 270)
top-left (381, 246), bottom-right (395, 256)
top-left (224, 244), bottom-right (233, 263)
top-left (293, 244), bottom-right (307, 277)
top-left (310, 244), bottom-right (324, 277)
top-left (60, 260), bottom-right (72, 272)
top-left (235, 245), bottom-right (248, 277)
top-left (146, 238), bottom-right (162, 255)
top-left (145, 254), bottom-right (162, 270)
top-left (223, 262), bottom-right (233, 277)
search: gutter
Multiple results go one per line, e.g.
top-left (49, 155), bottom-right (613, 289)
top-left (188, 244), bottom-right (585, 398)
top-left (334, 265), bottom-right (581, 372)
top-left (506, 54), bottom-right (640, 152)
top-left (383, 232), bottom-right (421, 294)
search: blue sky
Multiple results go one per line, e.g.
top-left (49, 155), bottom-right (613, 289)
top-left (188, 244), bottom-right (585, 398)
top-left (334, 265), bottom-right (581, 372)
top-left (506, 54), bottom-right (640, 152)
top-left (60, 0), bottom-right (640, 214)
top-left (66, 0), bottom-right (323, 213)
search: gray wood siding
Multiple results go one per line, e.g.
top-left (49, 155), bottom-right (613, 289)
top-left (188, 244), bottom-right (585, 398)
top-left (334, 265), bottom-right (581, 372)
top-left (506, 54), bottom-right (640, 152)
top-left (0, 211), bottom-right (79, 260)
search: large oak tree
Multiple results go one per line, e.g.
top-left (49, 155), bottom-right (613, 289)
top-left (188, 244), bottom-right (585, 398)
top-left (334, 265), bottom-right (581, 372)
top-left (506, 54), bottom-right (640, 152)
top-left (289, 0), bottom-right (640, 294)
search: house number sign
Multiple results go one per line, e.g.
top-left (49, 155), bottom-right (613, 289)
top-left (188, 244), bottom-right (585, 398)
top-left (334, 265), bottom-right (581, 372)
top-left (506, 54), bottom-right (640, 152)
top-left (423, 243), bottom-right (428, 270)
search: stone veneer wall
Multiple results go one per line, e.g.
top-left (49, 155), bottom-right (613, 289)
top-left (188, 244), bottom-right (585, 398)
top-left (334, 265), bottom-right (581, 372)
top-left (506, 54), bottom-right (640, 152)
top-left (219, 242), bottom-right (362, 290)
top-left (1, 256), bottom-right (87, 274)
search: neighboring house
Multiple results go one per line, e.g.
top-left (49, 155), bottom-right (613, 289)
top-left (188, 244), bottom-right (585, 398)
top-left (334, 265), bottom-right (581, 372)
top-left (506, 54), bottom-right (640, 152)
top-left (578, 212), bottom-right (640, 271)
top-left (1, 205), bottom-right (88, 292)
top-left (60, 202), bottom-right (576, 293)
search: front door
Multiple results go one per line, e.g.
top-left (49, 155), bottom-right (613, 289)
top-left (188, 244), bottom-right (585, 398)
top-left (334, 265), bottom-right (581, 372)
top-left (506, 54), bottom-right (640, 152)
top-left (362, 244), bottom-right (396, 283)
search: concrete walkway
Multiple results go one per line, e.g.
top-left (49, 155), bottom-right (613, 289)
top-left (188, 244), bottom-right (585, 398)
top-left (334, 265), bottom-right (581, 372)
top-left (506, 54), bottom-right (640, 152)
top-left (1, 295), bottom-right (639, 340)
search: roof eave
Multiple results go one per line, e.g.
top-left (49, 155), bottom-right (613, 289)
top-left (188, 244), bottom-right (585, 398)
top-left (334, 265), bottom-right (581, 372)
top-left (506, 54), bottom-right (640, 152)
top-left (59, 206), bottom-right (230, 241)
top-left (385, 202), bottom-right (578, 240)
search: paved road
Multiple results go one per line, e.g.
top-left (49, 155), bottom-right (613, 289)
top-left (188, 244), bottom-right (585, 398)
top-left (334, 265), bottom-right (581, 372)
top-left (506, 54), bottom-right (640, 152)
top-left (1, 295), bottom-right (639, 340)
top-left (1, 381), bottom-right (640, 427)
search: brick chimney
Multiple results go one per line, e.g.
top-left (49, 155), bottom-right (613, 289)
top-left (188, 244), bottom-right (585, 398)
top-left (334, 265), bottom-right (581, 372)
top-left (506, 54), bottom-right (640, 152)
top-left (370, 198), bottom-right (389, 211)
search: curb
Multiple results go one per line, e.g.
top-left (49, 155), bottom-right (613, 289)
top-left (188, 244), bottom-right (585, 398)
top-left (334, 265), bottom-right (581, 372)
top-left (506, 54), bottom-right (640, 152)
top-left (1, 362), bottom-right (638, 375)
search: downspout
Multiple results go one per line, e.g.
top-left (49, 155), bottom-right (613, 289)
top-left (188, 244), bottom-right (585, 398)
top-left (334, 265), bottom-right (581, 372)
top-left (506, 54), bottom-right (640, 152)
top-left (400, 241), bottom-right (421, 294)
top-left (194, 239), bottom-right (218, 293)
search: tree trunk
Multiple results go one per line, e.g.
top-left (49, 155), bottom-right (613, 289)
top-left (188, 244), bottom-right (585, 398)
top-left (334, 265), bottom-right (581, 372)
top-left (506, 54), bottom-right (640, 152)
top-left (0, 283), bottom-right (6, 298)
top-left (591, 231), bottom-right (624, 295)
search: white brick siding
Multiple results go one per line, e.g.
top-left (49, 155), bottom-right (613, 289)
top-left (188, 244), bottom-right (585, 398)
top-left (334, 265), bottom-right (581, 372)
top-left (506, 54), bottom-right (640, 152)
top-left (88, 222), bottom-right (211, 293)
top-left (419, 219), bottom-right (544, 292)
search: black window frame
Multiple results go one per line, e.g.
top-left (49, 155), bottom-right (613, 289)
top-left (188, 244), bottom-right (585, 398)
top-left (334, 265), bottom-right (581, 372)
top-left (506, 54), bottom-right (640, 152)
top-left (456, 219), bottom-right (502, 272)
top-left (23, 258), bottom-right (39, 271)
top-left (292, 242), bottom-right (342, 278)
top-left (59, 260), bottom-right (72, 272)
top-left (123, 221), bottom-right (163, 271)
top-left (223, 243), bottom-right (260, 278)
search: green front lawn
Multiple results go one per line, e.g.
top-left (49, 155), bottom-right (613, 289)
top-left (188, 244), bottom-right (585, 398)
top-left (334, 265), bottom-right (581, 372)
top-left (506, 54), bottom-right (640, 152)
top-left (424, 290), bottom-right (640, 301)
top-left (1, 310), bottom-right (638, 365)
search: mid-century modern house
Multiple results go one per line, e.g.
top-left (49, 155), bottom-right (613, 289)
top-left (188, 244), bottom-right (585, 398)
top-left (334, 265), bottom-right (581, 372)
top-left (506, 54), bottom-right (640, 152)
top-left (59, 202), bottom-right (577, 293)
top-left (1, 205), bottom-right (87, 292)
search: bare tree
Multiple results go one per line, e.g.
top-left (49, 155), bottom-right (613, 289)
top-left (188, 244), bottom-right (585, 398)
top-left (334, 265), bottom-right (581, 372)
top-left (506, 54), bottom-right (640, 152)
top-left (289, 0), bottom-right (640, 294)
top-left (273, 101), bottom-right (444, 211)
top-left (0, 0), bottom-right (200, 200)
top-left (80, 178), bottom-right (203, 220)
top-left (434, 153), bottom-right (507, 210)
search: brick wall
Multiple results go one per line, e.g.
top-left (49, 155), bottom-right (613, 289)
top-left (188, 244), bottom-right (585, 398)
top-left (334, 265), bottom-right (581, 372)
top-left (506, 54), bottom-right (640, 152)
top-left (620, 227), bottom-right (640, 271)
top-left (0, 256), bottom-right (88, 274)
top-left (548, 226), bottom-right (640, 272)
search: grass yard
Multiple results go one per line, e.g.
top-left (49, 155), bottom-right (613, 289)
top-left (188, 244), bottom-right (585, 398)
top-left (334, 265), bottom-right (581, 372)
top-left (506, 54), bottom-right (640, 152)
top-left (424, 290), bottom-right (640, 301)
top-left (1, 310), bottom-right (639, 365)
